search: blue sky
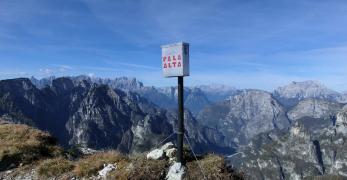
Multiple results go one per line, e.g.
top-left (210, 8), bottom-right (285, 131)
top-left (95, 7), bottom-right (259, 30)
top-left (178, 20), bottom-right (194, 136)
top-left (1, 0), bottom-right (347, 91)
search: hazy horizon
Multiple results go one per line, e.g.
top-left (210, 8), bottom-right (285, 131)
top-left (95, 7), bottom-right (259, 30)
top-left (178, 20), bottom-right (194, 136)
top-left (1, 74), bottom-right (346, 94)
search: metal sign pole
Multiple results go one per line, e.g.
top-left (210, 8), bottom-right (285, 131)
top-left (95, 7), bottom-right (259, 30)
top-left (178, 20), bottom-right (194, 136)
top-left (161, 42), bottom-right (189, 165)
top-left (177, 76), bottom-right (184, 164)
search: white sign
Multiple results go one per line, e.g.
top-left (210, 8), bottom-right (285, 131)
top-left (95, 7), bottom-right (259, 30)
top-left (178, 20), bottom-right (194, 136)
top-left (161, 42), bottom-right (189, 77)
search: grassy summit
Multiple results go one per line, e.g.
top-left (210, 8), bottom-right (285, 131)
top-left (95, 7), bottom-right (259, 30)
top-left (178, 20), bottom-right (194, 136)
top-left (0, 120), bottom-right (243, 179)
top-left (0, 120), bottom-right (62, 171)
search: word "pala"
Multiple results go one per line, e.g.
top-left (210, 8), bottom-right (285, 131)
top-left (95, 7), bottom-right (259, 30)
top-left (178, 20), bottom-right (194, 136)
top-left (162, 54), bottom-right (182, 68)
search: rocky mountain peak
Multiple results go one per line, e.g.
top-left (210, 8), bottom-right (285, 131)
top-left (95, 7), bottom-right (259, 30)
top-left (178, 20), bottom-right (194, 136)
top-left (30, 76), bottom-right (144, 92)
top-left (91, 76), bottom-right (144, 91)
top-left (228, 90), bottom-right (288, 128)
top-left (21, 79), bottom-right (36, 91)
top-left (197, 89), bottom-right (290, 146)
top-left (30, 76), bottom-right (55, 88)
top-left (0, 78), bottom-right (41, 104)
top-left (231, 89), bottom-right (271, 102)
top-left (29, 76), bottom-right (239, 114)
top-left (275, 80), bottom-right (334, 98)
top-left (287, 98), bottom-right (342, 121)
top-left (196, 84), bottom-right (235, 91)
top-left (0, 78), bottom-right (36, 92)
top-left (273, 80), bottom-right (343, 107)
top-left (52, 77), bottom-right (75, 94)
top-left (195, 84), bottom-right (238, 102)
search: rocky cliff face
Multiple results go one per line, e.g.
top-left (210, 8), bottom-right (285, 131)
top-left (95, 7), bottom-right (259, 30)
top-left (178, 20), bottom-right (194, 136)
top-left (0, 78), bottom-right (173, 153)
top-left (228, 123), bottom-right (320, 179)
top-left (228, 108), bottom-right (347, 179)
top-left (336, 107), bottom-right (347, 135)
top-left (0, 78), bottom-right (57, 129)
top-left (65, 85), bottom-right (174, 153)
top-left (1, 77), bottom-right (232, 154)
top-left (288, 99), bottom-right (342, 121)
top-left (287, 99), bottom-right (343, 136)
top-left (197, 90), bottom-right (291, 147)
top-left (165, 109), bottom-right (236, 154)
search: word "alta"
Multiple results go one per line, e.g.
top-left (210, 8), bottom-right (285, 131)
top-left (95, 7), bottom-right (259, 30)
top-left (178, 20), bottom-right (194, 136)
top-left (162, 54), bottom-right (182, 68)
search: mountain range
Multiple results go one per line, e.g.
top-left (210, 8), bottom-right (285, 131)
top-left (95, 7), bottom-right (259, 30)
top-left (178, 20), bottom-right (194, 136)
top-left (0, 77), bottom-right (234, 154)
top-left (1, 76), bottom-right (347, 179)
top-left (228, 107), bottom-right (347, 179)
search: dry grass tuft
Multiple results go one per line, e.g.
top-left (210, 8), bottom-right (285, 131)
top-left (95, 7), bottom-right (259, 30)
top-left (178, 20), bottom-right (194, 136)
top-left (186, 154), bottom-right (244, 180)
top-left (109, 154), bottom-right (169, 180)
top-left (0, 122), bottom-right (243, 179)
top-left (0, 123), bottom-right (62, 171)
top-left (37, 157), bottom-right (74, 178)
top-left (73, 151), bottom-right (128, 177)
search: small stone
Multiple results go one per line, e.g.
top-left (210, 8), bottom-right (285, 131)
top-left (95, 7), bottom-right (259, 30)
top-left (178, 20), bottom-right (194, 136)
top-left (98, 164), bottom-right (117, 178)
top-left (160, 142), bottom-right (175, 151)
top-left (79, 147), bottom-right (98, 155)
top-left (166, 163), bottom-right (186, 180)
top-left (165, 148), bottom-right (177, 158)
top-left (169, 157), bottom-right (177, 164)
top-left (147, 149), bottom-right (165, 160)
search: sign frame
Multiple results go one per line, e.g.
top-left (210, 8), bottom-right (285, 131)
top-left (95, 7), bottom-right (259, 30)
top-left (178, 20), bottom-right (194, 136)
top-left (161, 42), bottom-right (190, 78)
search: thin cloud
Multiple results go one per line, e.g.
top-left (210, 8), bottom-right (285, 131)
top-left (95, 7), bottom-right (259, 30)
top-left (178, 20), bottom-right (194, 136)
top-left (39, 68), bottom-right (54, 75)
top-left (52, 64), bottom-right (73, 69)
top-left (1, 0), bottom-right (347, 92)
top-left (80, 66), bottom-right (135, 73)
top-left (0, 71), bottom-right (27, 76)
top-left (113, 62), bottom-right (158, 70)
top-left (103, 60), bottom-right (159, 70)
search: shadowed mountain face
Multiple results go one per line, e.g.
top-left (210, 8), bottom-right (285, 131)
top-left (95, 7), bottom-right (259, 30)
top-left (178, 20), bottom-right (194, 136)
top-left (0, 77), bottom-right (235, 154)
top-left (0, 78), bottom-right (173, 153)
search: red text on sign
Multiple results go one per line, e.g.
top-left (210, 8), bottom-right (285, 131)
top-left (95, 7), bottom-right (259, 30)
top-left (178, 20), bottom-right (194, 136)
top-left (162, 54), bottom-right (182, 68)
